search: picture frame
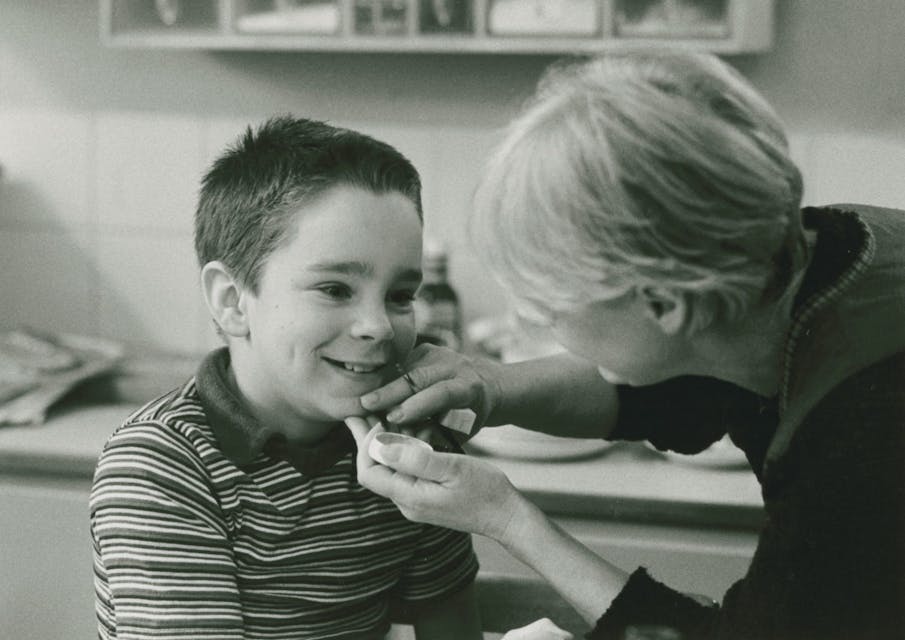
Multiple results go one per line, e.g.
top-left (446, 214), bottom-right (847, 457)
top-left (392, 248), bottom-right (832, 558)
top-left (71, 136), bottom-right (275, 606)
top-left (419, 0), bottom-right (473, 34)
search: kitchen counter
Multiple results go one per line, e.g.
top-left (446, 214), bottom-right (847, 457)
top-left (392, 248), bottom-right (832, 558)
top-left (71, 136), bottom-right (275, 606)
top-left (0, 401), bottom-right (138, 479)
top-left (1, 399), bottom-right (764, 634)
top-left (473, 440), bottom-right (764, 529)
top-left (0, 399), bottom-right (764, 529)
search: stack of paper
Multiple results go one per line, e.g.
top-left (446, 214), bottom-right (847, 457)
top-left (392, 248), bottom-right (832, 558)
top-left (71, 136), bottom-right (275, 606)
top-left (0, 328), bottom-right (123, 425)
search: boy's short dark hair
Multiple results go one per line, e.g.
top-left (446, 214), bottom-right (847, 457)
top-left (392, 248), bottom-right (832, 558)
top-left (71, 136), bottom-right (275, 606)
top-left (194, 115), bottom-right (423, 292)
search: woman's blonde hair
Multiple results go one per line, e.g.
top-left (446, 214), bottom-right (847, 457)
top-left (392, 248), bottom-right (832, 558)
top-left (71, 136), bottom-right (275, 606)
top-left (470, 51), bottom-right (804, 334)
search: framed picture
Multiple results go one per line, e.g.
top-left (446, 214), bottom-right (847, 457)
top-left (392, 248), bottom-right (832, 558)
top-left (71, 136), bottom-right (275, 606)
top-left (615, 0), bottom-right (730, 38)
top-left (235, 0), bottom-right (342, 34)
top-left (419, 0), bottom-right (473, 34)
top-left (487, 0), bottom-right (600, 37)
top-left (354, 0), bottom-right (409, 35)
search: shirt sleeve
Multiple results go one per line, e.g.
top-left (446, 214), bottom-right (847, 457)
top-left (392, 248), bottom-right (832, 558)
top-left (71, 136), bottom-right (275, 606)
top-left (391, 523), bottom-right (479, 609)
top-left (588, 353), bottom-right (905, 639)
top-left (90, 421), bottom-right (245, 640)
top-left (610, 376), bottom-right (768, 454)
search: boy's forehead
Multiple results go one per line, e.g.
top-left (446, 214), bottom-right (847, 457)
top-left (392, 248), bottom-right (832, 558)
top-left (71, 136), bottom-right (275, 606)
top-left (274, 189), bottom-right (424, 278)
top-left (306, 259), bottom-right (422, 281)
top-left (287, 185), bottom-right (421, 227)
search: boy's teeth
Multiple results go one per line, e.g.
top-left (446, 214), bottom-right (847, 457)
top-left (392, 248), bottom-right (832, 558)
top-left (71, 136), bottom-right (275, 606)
top-left (343, 363), bottom-right (378, 373)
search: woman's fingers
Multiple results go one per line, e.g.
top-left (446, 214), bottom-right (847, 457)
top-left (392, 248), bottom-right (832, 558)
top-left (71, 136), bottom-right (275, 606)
top-left (360, 375), bottom-right (417, 413)
top-left (393, 377), bottom-right (465, 423)
top-left (365, 374), bottom-right (474, 426)
top-left (378, 443), bottom-right (460, 484)
top-left (345, 415), bottom-right (434, 490)
top-left (346, 416), bottom-right (457, 496)
top-left (345, 418), bottom-right (422, 500)
top-left (348, 417), bottom-right (520, 539)
top-left (344, 416), bottom-right (387, 476)
top-left (360, 345), bottom-right (465, 419)
top-left (344, 416), bottom-right (374, 447)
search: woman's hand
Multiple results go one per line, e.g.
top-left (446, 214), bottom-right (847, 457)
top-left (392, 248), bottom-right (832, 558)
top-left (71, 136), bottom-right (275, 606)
top-left (501, 619), bottom-right (573, 640)
top-left (360, 344), bottom-right (504, 429)
top-left (345, 416), bottom-right (525, 541)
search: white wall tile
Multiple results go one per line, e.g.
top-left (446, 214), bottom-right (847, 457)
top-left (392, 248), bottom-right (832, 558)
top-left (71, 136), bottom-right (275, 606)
top-left (431, 125), bottom-right (502, 251)
top-left (449, 243), bottom-right (510, 325)
top-left (0, 229), bottom-right (96, 335)
top-left (806, 133), bottom-right (905, 209)
top-left (94, 231), bottom-right (209, 354)
top-left (96, 112), bottom-right (205, 234)
top-left (0, 109), bottom-right (93, 229)
top-left (4, 1), bottom-right (904, 359)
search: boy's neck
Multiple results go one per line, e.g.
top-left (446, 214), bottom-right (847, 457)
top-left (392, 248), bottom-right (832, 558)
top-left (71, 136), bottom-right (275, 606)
top-left (226, 355), bottom-right (338, 446)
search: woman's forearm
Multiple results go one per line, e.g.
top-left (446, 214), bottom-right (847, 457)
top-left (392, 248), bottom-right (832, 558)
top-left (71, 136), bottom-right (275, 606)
top-left (496, 494), bottom-right (629, 625)
top-left (488, 352), bottom-right (619, 439)
top-left (348, 418), bottom-right (628, 625)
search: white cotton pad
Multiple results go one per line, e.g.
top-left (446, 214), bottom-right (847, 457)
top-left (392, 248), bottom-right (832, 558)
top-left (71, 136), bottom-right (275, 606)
top-left (368, 431), bottom-right (433, 466)
top-left (437, 408), bottom-right (477, 435)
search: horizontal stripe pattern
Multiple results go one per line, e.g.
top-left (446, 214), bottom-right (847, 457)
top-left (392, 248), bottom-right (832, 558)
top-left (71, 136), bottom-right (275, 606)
top-left (90, 382), bottom-right (478, 639)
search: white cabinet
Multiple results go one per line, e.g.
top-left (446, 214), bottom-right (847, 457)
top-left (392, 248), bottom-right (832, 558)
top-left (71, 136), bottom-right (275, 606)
top-left (100, 0), bottom-right (775, 54)
top-left (0, 473), bottom-right (758, 639)
top-left (0, 477), bottom-right (96, 640)
top-left (0, 401), bottom-right (762, 639)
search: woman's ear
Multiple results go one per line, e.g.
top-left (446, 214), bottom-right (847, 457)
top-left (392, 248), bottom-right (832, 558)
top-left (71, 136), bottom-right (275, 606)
top-left (201, 261), bottom-right (250, 338)
top-left (641, 286), bottom-right (687, 335)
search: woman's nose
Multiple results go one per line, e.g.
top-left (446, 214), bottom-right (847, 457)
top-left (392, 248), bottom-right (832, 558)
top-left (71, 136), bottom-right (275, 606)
top-left (350, 303), bottom-right (395, 341)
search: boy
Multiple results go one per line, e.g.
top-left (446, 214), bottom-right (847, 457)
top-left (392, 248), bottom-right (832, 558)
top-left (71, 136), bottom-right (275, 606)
top-left (90, 116), bottom-right (482, 640)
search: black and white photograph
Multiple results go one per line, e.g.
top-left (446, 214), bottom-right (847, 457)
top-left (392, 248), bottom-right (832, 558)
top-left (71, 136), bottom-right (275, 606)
top-left (1, 1), bottom-right (903, 639)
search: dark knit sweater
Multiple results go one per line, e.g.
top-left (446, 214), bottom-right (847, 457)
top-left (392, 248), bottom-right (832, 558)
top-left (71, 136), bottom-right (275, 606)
top-left (591, 206), bottom-right (905, 640)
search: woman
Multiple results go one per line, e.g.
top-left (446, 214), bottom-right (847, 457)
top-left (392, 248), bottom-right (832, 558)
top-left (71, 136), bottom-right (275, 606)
top-left (348, 51), bottom-right (905, 639)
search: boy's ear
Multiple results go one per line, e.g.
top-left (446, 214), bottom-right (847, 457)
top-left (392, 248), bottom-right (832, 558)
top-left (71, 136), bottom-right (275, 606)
top-left (201, 261), bottom-right (250, 338)
top-left (640, 286), bottom-right (687, 336)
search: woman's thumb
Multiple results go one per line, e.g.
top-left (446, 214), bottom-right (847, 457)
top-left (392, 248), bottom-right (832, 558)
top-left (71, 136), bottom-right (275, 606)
top-left (344, 416), bottom-right (373, 447)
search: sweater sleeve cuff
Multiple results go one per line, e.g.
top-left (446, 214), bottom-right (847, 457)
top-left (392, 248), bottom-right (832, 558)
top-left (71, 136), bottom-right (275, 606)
top-left (586, 568), bottom-right (717, 640)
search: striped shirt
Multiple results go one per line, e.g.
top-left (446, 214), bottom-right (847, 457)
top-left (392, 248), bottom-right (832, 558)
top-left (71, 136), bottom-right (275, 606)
top-left (90, 349), bottom-right (478, 639)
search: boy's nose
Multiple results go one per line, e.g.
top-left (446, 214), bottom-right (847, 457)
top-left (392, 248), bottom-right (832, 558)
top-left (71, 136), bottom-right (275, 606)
top-left (350, 305), bottom-right (395, 341)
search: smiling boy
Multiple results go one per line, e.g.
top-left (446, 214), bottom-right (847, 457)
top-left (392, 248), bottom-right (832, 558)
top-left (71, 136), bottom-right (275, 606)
top-left (89, 116), bottom-right (481, 640)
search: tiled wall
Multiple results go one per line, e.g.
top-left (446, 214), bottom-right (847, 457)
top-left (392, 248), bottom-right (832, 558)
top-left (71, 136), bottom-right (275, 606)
top-left (1, 1), bottom-right (904, 356)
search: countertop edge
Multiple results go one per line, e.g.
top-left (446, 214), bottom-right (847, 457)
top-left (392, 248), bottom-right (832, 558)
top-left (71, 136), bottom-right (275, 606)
top-left (0, 402), bottom-right (766, 529)
top-left (525, 489), bottom-right (764, 530)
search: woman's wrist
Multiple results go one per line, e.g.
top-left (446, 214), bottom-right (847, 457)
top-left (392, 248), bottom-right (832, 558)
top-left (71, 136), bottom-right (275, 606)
top-left (469, 354), bottom-right (506, 428)
top-left (486, 353), bottom-right (618, 438)
top-left (491, 485), bottom-right (545, 552)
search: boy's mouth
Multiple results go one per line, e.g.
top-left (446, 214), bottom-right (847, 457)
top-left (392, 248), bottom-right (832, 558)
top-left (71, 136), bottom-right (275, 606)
top-left (322, 357), bottom-right (387, 375)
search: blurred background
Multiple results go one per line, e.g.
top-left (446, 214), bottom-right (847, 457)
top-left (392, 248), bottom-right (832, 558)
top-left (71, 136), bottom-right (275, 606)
top-left (2, 3), bottom-right (905, 638)
top-left (1, 0), bottom-right (904, 357)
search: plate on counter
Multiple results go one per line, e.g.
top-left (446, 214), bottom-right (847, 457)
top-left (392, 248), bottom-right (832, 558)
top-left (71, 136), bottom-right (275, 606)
top-left (466, 424), bottom-right (613, 461)
top-left (648, 434), bottom-right (749, 469)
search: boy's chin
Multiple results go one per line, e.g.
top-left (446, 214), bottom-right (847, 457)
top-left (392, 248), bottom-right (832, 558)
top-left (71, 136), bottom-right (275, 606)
top-left (328, 399), bottom-right (372, 421)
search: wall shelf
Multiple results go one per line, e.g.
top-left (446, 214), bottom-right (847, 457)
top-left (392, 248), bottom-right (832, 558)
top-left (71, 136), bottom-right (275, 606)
top-left (100, 0), bottom-right (775, 54)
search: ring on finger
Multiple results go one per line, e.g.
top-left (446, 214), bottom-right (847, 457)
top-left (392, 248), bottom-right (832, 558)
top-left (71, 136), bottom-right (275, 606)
top-left (401, 370), bottom-right (419, 394)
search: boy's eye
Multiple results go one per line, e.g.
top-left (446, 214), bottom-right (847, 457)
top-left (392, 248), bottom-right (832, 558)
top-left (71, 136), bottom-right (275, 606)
top-left (390, 290), bottom-right (417, 307)
top-left (317, 284), bottom-right (352, 299)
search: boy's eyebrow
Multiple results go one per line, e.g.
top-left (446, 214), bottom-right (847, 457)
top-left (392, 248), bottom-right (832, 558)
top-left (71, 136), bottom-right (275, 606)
top-left (308, 261), bottom-right (422, 281)
top-left (308, 260), bottom-right (372, 276)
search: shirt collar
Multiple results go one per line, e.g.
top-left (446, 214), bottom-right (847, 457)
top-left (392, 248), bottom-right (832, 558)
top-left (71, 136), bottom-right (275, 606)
top-left (194, 348), bottom-right (356, 476)
top-left (779, 206), bottom-right (875, 412)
